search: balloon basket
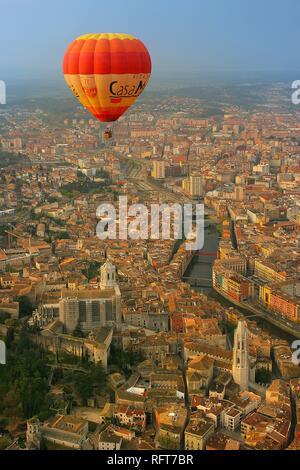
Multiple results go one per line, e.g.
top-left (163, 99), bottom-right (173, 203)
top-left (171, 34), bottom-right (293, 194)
top-left (102, 129), bottom-right (113, 141)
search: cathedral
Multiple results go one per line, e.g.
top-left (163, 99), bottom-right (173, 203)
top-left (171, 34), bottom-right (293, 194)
top-left (59, 260), bottom-right (121, 334)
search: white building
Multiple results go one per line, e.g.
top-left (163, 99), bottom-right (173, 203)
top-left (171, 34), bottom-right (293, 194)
top-left (190, 174), bottom-right (204, 198)
top-left (152, 160), bottom-right (166, 180)
top-left (223, 408), bottom-right (242, 432)
top-left (232, 320), bottom-right (249, 391)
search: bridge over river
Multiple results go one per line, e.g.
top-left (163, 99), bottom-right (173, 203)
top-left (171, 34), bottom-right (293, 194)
top-left (182, 276), bottom-right (212, 288)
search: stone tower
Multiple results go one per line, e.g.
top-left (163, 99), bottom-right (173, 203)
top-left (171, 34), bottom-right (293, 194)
top-left (232, 320), bottom-right (249, 391)
top-left (26, 418), bottom-right (41, 450)
top-left (100, 260), bottom-right (117, 290)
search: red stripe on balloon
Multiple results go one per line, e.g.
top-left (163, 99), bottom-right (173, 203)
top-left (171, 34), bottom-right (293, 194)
top-left (63, 38), bottom-right (151, 75)
top-left (88, 106), bottom-right (130, 122)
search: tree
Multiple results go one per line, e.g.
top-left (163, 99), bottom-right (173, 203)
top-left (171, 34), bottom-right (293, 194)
top-left (0, 417), bottom-right (8, 432)
top-left (37, 409), bottom-right (54, 421)
top-left (58, 231), bottom-right (70, 239)
top-left (72, 323), bottom-right (85, 338)
top-left (5, 327), bottom-right (15, 349)
top-left (0, 327), bottom-right (51, 420)
top-left (20, 377), bottom-right (49, 418)
top-left (89, 364), bottom-right (106, 387)
top-left (1, 388), bottom-right (21, 417)
top-left (256, 368), bottom-right (272, 384)
top-left (0, 312), bottom-right (10, 324)
top-left (158, 434), bottom-right (178, 450)
top-left (108, 345), bottom-right (145, 374)
top-left (73, 374), bottom-right (93, 403)
top-left (82, 261), bottom-right (102, 281)
top-left (17, 296), bottom-right (33, 318)
top-left (0, 437), bottom-right (10, 450)
top-left (15, 325), bottom-right (31, 354)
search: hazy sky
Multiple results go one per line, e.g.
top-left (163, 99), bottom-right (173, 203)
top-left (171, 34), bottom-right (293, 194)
top-left (1, 0), bottom-right (300, 81)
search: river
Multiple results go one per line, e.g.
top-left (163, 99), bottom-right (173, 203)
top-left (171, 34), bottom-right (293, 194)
top-left (183, 220), bottom-right (296, 342)
top-left (183, 221), bottom-right (219, 294)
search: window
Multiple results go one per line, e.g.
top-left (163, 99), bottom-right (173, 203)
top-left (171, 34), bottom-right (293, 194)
top-left (106, 300), bottom-right (114, 321)
top-left (79, 301), bottom-right (86, 322)
top-left (92, 302), bottom-right (100, 322)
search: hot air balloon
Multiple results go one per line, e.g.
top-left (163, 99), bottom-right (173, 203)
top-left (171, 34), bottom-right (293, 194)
top-left (63, 33), bottom-right (152, 140)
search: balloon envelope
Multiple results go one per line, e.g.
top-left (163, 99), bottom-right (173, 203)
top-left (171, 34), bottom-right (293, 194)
top-left (63, 33), bottom-right (152, 123)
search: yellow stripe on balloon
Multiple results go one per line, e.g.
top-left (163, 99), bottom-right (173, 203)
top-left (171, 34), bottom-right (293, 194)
top-left (76, 33), bottom-right (135, 41)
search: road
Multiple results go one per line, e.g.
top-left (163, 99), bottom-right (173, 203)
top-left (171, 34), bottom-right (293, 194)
top-left (123, 155), bottom-right (193, 204)
top-left (214, 287), bottom-right (300, 340)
